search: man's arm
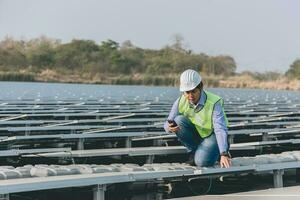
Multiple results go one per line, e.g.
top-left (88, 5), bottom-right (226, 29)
top-left (213, 101), bottom-right (231, 168)
top-left (164, 98), bottom-right (180, 133)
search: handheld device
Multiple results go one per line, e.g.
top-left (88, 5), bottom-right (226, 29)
top-left (167, 120), bottom-right (177, 127)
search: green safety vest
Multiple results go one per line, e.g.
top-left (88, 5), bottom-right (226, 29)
top-left (178, 90), bottom-right (228, 138)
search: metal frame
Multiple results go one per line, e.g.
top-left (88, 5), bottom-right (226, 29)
top-left (0, 161), bottom-right (299, 198)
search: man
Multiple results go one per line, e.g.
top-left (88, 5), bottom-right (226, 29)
top-left (164, 69), bottom-right (231, 168)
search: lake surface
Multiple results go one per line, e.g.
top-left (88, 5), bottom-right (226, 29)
top-left (0, 81), bottom-right (299, 103)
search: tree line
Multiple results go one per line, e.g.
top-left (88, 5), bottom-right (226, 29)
top-left (0, 36), bottom-right (299, 82)
top-left (0, 36), bottom-right (236, 76)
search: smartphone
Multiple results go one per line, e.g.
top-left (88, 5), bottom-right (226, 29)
top-left (167, 120), bottom-right (177, 127)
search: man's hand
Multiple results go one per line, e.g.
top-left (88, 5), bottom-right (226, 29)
top-left (168, 122), bottom-right (180, 133)
top-left (220, 155), bottom-right (231, 168)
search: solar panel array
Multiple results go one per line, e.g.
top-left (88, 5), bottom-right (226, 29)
top-left (0, 85), bottom-right (300, 199)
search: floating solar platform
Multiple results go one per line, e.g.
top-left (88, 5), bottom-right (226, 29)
top-left (0, 84), bottom-right (300, 199)
top-left (1, 151), bottom-right (300, 199)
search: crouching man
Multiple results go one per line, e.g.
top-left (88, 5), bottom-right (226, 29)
top-left (164, 69), bottom-right (231, 168)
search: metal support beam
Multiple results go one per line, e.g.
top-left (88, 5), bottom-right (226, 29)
top-left (273, 169), bottom-right (284, 188)
top-left (25, 130), bottom-right (30, 136)
top-left (228, 135), bottom-right (234, 144)
top-left (125, 137), bottom-right (131, 148)
top-left (153, 139), bottom-right (164, 147)
top-left (296, 168), bottom-right (300, 183)
top-left (0, 194), bottom-right (9, 200)
top-left (77, 138), bottom-right (85, 150)
top-left (262, 132), bottom-right (269, 141)
top-left (146, 155), bottom-right (155, 164)
top-left (93, 184), bottom-right (106, 200)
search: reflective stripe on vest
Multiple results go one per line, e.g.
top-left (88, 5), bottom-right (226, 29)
top-left (178, 90), bottom-right (228, 138)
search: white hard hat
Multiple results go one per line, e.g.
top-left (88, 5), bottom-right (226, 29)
top-left (179, 69), bottom-right (202, 92)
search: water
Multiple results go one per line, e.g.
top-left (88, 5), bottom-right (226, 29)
top-left (0, 81), bottom-right (299, 103)
top-left (0, 82), bottom-right (178, 102)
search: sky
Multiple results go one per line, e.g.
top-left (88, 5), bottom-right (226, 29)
top-left (0, 0), bottom-right (300, 73)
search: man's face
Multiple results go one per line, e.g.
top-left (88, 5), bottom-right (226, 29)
top-left (184, 87), bottom-right (201, 104)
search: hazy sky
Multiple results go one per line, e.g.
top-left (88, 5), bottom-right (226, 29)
top-left (0, 0), bottom-right (300, 72)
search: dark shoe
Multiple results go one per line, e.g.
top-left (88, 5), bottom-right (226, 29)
top-left (185, 153), bottom-right (196, 166)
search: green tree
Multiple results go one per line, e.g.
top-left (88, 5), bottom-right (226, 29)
top-left (120, 47), bottom-right (145, 73)
top-left (54, 39), bottom-right (99, 70)
top-left (210, 55), bottom-right (236, 75)
top-left (0, 36), bottom-right (27, 67)
top-left (286, 59), bottom-right (300, 78)
top-left (26, 36), bottom-right (60, 67)
top-left (99, 39), bottom-right (133, 74)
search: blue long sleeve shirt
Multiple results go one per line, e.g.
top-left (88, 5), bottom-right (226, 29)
top-left (164, 90), bottom-right (229, 153)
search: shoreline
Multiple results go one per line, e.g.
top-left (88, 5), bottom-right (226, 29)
top-left (0, 70), bottom-right (299, 91)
